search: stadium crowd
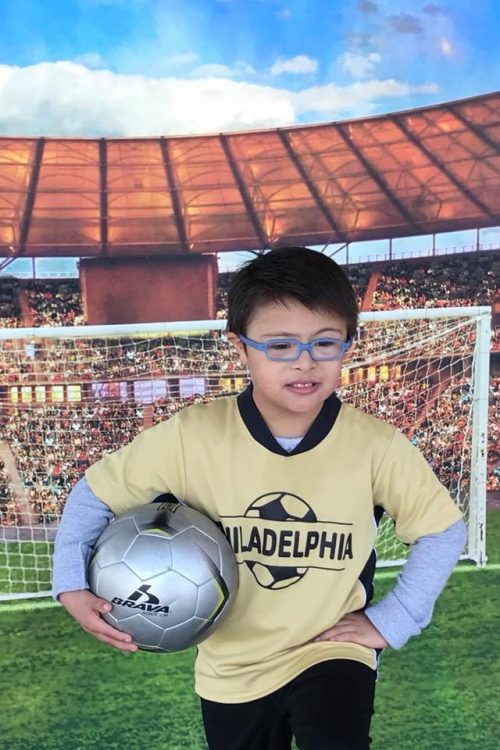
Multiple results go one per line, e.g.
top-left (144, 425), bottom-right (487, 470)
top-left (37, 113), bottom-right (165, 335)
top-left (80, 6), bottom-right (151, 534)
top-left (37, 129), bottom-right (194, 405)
top-left (1, 255), bottom-right (498, 329)
top-left (25, 280), bottom-right (85, 327)
top-left (1, 403), bottom-right (144, 524)
top-left (0, 278), bottom-right (21, 329)
top-left (0, 252), bottom-right (498, 526)
top-left (0, 370), bottom-right (498, 526)
top-left (371, 255), bottom-right (499, 310)
top-left (0, 458), bottom-right (17, 525)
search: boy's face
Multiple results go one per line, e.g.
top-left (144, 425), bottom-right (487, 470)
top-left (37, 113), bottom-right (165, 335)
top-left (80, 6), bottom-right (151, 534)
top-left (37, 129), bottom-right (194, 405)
top-left (227, 298), bottom-right (348, 435)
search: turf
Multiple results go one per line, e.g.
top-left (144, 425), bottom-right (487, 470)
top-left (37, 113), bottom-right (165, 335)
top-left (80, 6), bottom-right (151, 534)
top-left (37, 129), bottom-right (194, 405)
top-left (0, 541), bottom-right (53, 595)
top-left (0, 512), bottom-right (499, 749)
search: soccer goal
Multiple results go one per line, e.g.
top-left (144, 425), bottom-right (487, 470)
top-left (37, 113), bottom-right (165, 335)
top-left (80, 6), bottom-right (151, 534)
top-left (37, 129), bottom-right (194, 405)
top-left (0, 306), bottom-right (491, 600)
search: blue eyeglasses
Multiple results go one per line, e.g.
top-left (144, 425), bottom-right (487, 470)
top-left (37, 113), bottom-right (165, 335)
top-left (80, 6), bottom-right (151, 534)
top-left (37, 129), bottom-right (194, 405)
top-left (239, 334), bottom-right (351, 362)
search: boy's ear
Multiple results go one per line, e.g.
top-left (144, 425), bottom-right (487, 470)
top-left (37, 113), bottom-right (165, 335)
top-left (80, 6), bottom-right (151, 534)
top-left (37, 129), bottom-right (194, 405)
top-left (226, 332), bottom-right (247, 363)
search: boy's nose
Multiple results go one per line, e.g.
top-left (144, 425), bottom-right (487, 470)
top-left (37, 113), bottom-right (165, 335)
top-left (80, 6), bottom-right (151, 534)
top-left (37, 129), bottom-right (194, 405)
top-left (293, 348), bottom-right (317, 365)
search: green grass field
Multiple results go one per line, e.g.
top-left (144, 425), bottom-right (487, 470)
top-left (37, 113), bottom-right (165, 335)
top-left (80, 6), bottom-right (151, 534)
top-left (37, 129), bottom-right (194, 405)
top-left (1, 512), bottom-right (499, 750)
top-left (0, 540), bottom-right (52, 595)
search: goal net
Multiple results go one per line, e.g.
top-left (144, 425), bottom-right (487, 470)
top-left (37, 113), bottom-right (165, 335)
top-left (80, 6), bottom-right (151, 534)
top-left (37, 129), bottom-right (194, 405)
top-left (0, 307), bottom-right (491, 600)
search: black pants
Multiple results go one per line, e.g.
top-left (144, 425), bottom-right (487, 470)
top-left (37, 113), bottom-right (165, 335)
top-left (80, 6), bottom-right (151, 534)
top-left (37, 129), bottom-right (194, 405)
top-left (200, 660), bottom-right (376, 750)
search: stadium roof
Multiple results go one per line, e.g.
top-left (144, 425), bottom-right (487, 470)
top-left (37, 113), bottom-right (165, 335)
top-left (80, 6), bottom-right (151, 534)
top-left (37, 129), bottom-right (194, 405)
top-left (0, 90), bottom-right (498, 261)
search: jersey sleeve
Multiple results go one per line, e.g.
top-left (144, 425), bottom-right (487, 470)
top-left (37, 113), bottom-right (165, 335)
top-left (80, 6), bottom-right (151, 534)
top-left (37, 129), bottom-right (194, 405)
top-left (372, 427), bottom-right (463, 544)
top-left (85, 414), bottom-right (185, 516)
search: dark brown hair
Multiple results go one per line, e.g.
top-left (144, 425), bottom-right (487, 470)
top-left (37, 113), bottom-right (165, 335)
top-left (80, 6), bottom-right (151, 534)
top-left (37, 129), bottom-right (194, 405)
top-left (227, 246), bottom-right (358, 342)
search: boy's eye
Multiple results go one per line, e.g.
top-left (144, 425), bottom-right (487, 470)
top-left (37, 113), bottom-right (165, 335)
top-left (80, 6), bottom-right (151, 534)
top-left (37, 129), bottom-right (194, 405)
top-left (268, 342), bottom-right (292, 351)
top-left (315, 340), bottom-right (340, 349)
top-left (316, 340), bottom-right (333, 348)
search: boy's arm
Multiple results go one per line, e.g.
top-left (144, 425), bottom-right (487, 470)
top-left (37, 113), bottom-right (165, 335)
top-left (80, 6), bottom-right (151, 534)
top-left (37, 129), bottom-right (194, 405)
top-left (315, 518), bottom-right (466, 648)
top-left (52, 476), bottom-right (113, 600)
top-left (52, 476), bottom-right (138, 652)
top-left (364, 517), bottom-right (467, 648)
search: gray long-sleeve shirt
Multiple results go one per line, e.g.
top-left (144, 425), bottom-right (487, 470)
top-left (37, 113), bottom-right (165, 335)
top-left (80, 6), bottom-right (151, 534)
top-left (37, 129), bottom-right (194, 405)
top-left (52, 473), bottom-right (466, 650)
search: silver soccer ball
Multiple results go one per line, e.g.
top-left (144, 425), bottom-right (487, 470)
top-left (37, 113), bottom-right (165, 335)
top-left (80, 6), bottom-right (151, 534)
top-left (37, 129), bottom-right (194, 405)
top-left (88, 497), bottom-right (238, 652)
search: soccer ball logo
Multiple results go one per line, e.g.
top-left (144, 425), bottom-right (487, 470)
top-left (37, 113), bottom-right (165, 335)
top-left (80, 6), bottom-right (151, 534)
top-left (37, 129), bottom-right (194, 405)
top-left (244, 492), bottom-right (317, 590)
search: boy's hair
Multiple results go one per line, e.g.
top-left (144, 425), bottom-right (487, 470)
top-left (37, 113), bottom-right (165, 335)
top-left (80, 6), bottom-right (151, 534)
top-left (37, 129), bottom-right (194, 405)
top-left (226, 246), bottom-right (358, 342)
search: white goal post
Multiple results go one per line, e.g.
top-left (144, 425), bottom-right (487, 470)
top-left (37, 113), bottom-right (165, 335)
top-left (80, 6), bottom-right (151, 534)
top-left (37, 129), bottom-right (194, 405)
top-left (0, 306), bottom-right (491, 600)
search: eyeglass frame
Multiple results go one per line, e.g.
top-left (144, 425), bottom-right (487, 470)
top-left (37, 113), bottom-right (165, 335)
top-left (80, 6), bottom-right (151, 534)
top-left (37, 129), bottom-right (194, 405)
top-left (238, 333), bottom-right (352, 362)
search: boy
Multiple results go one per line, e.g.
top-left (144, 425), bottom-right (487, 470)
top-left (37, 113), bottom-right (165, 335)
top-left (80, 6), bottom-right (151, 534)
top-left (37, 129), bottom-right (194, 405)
top-left (53, 246), bottom-right (466, 750)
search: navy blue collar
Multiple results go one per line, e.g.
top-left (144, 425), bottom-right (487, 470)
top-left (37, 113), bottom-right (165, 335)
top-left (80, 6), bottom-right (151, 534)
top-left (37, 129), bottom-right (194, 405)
top-left (236, 383), bottom-right (341, 457)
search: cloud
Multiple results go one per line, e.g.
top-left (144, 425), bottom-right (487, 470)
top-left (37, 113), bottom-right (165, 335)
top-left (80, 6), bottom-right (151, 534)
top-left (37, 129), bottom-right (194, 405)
top-left (0, 61), bottom-right (295, 136)
top-left (346, 31), bottom-right (374, 51)
top-left (0, 61), bottom-right (439, 138)
top-left (357, 0), bottom-right (378, 13)
top-left (270, 55), bottom-right (318, 75)
top-left (439, 36), bottom-right (454, 57)
top-left (294, 79), bottom-right (439, 118)
top-left (191, 63), bottom-right (236, 78)
top-left (388, 13), bottom-right (423, 34)
top-left (235, 61), bottom-right (257, 76)
top-left (73, 52), bottom-right (108, 70)
top-left (276, 8), bottom-right (292, 20)
top-left (163, 52), bottom-right (200, 67)
top-left (338, 52), bottom-right (381, 78)
top-left (345, 4), bottom-right (459, 71)
top-left (191, 60), bottom-right (256, 78)
top-left (423, 3), bottom-right (444, 15)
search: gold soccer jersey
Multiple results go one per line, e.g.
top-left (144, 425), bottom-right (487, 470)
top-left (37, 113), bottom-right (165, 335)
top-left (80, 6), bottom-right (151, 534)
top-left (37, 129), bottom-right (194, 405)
top-left (86, 385), bottom-right (462, 702)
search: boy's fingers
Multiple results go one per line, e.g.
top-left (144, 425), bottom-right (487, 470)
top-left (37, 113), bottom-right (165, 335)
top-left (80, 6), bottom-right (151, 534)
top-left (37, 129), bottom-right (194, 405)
top-left (85, 613), bottom-right (134, 643)
top-left (314, 624), bottom-right (359, 641)
top-left (314, 625), bottom-right (345, 640)
top-left (314, 613), bottom-right (367, 641)
top-left (87, 625), bottom-right (138, 650)
top-left (93, 632), bottom-right (138, 652)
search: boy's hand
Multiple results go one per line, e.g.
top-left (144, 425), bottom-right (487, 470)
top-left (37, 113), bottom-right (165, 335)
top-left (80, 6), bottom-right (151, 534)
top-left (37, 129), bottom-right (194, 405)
top-left (313, 612), bottom-right (388, 649)
top-left (59, 590), bottom-right (138, 653)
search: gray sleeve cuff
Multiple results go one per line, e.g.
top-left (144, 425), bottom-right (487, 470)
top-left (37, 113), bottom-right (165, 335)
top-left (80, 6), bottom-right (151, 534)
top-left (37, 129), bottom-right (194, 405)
top-left (51, 476), bottom-right (114, 601)
top-left (51, 542), bottom-right (92, 601)
top-left (365, 518), bottom-right (467, 649)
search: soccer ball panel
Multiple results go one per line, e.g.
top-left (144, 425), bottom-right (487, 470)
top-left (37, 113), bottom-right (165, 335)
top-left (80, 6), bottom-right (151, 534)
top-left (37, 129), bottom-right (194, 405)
top-left (122, 535), bottom-right (172, 580)
top-left (91, 561), bottom-right (142, 604)
top-left (169, 533), bottom-right (215, 586)
top-left (196, 577), bottom-right (228, 623)
top-left (116, 614), bottom-right (166, 650)
top-left (146, 569), bottom-right (198, 628)
top-left (249, 562), bottom-right (275, 588)
top-left (280, 494), bottom-right (311, 520)
top-left (159, 616), bottom-right (210, 652)
top-left (91, 516), bottom-right (138, 568)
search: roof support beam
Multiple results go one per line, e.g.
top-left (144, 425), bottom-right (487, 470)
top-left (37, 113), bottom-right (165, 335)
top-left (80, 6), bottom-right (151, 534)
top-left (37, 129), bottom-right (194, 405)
top-left (219, 134), bottom-right (267, 250)
top-left (99, 138), bottom-right (108, 255)
top-left (0, 256), bottom-right (18, 273)
top-left (394, 116), bottom-right (496, 220)
top-left (277, 129), bottom-right (344, 242)
top-left (160, 137), bottom-right (189, 253)
top-left (335, 124), bottom-right (422, 234)
top-left (19, 137), bottom-right (44, 255)
top-left (447, 104), bottom-right (500, 156)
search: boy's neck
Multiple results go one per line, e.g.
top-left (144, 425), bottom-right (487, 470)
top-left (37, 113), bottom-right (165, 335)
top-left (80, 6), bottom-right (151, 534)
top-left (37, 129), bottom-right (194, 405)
top-left (251, 389), bottom-right (322, 440)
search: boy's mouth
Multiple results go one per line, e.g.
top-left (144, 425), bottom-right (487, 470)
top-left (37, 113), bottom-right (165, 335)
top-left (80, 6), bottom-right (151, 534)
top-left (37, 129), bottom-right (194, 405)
top-left (285, 381), bottom-right (319, 394)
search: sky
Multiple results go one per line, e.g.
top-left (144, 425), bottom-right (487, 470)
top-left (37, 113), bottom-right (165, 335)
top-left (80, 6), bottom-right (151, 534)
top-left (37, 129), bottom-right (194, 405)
top-left (0, 0), bottom-right (499, 274)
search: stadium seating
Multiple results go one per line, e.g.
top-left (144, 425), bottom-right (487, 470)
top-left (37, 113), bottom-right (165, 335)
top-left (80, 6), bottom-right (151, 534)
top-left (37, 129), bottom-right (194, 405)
top-left (0, 252), bottom-right (498, 524)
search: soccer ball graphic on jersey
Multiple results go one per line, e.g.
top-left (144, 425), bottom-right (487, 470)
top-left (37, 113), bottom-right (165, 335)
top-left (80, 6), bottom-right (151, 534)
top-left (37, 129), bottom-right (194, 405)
top-left (244, 492), bottom-right (317, 590)
top-left (88, 497), bottom-right (238, 652)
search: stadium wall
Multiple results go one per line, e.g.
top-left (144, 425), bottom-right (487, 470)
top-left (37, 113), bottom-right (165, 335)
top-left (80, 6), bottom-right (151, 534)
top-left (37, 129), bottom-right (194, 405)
top-left (80, 255), bottom-right (217, 324)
